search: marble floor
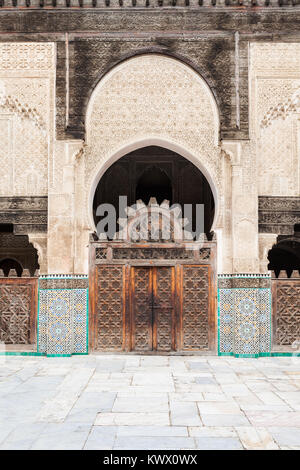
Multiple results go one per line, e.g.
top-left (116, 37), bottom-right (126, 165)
top-left (0, 354), bottom-right (299, 450)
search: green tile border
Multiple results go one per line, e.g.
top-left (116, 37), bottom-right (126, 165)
top-left (0, 352), bottom-right (46, 357)
top-left (219, 352), bottom-right (300, 358)
top-left (1, 351), bottom-right (298, 358)
top-left (0, 352), bottom-right (89, 357)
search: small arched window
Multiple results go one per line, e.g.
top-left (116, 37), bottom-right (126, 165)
top-left (0, 258), bottom-right (23, 277)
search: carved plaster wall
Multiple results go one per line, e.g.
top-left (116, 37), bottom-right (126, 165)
top-left (84, 54), bottom-right (221, 223)
top-left (250, 43), bottom-right (300, 272)
top-left (250, 43), bottom-right (300, 198)
top-left (0, 43), bottom-right (55, 197)
top-left (0, 43), bottom-right (55, 274)
top-left (71, 54), bottom-right (224, 274)
top-left (3, 44), bottom-right (299, 276)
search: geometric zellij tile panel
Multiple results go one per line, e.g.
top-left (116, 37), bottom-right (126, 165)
top-left (218, 286), bottom-right (271, 357)
top-left (38, 286), bottom-right (88, 356)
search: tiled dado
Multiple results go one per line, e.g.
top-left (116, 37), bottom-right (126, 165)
top-left (38, 275), bottom-right (88, 356)
top-left (218, 274), bottom-right (272, 357)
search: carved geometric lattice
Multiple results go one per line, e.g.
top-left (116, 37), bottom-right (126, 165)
top-left (182, 266), bottom-right (209, 350)
top-left (95, 248), bottom-right (107, 260)
top-left (276, 284), bottom-right (300, 345)
top-left (113, 247), bottom-right (193, 260)
top-left (133, 267), bottom-right (152, 351)
top-left (0, 284), bottom-right (31, 344)
top-left (97, 265), bottom-right (124, 350)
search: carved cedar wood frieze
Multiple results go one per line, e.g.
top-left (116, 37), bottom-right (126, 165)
top-left (0, 196), bottom-right (48, 233)
top-left (258, 196), bottom-right (300, 235)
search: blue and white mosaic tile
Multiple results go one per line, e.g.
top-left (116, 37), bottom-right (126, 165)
top-left (38, 276), bottom-right (88, 356)
top-left (218, 275), bottom-right (271, 356)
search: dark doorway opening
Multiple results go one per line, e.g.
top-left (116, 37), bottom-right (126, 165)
top-left (0, 258), bottom-right (23, 277)
top-left (268, 224), bottom-right (300, 277)
top-left (93, 146), bottom-right (215, 240)
top-left (136, 166), bottom-right (172, 205)
top-left (0, 226), bottom-right (39, 277)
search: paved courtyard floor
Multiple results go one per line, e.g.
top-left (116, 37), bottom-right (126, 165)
top-left (0, 355), bottom-right (299, 450)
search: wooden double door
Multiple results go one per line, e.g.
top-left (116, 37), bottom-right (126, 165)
top-left (94, 262), bottom-right (214, 353)
top-left (130, 266), bottom-right (175, 352)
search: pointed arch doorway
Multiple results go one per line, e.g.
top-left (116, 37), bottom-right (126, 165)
top-left (89, 146), bottom-right (217, 353)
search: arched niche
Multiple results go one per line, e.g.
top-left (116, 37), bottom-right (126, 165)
top-left (0, 226), bottom-right (39, 276)
top-left (84, 54), bottom-right (221, 231)
top-left (268, 224), bottom-right (300, 277)
top-left (92, 145), bottom-right (215, 240)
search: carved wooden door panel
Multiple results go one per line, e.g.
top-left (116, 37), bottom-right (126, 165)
top-left (181, 265), bottom-right (210, 351)
top-left (130, 266), bottom-right (175, 352)
top-left (131, 267), bottom-right (153, 351)
top-left (153, 267), bottom-right (175, 352)
top-left (0, 278), bottom-right (37, 345)
top-left (272, 279), bottom-right (300, 348)
top-left (97, 265), bottom-right (125, 351)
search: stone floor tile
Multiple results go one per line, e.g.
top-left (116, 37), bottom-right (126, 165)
top-left (117, 426), bottom-right (188, 437)
top-left (271, 381), bottom-right (298, 392)
top-left (203, 392), bottom-right (232, 402)
top-left (117, 390), bottom-right (168, 398)
top-left (14, 375), bottom-right (64, 393)
top-left (36, 390), bottom-right (80, 423)
top-left (132, 372), bottom-right (173, 386)
top-left (169, 392), bottom-right (204, 402)
top-left (221, 383), bottom-right (252, 397)
top-left (95, 412), bottom-right (170, 426)
top-left (197, 401), bottom-right (242, 415)
top-left (236, 426), bottom-right (279, 450)
top-left (95, 360), bottom-right (125, 373)
top-left (195, 437), bottom-right (243, 450)
top-left (187, 362), bottom-right (211, 371)
top-left (83, 426), bottom-right (117, 450)
top-left (114, 436), bottom-right (196, 450)
top-left (267, 427), bottom-right (300, 447)
top-left (245, 381), bottom-right (275, 392)
top-left (237, 403), bottom-right (292, 412)
top-left (201, 414), bottom-right (250, 427)
top-left (73, 391), bottom-right (116, 409)
top-left (195, 377), bottom-right (217, 385)
top-left (275, 391), bottom-right (300, 404)
top-left (245, 411), bottom-right (300, 427)
top-left (255, 391), bottom-right (289, 405)
top-left (175, 384), bottom-right (222, 393)
top-left (215, 374), bottom-right (241, 385)
top-left (36, 367), bottom-right (71, 377)
top-left (188, 426), bottom-right (236, 437)
top-left (141, 357), bottom-right (169, 367)
top-left (30, 423), bottom-right (91, 450)
top-left (65, 409), bottom-right (99, 424)
top-left (170, 401), bottom-right (202, 426)
top-left (0, 439), bottom-right (39, 450)
top-left (113, 396), bottom-right (168, 413)
top-left (1, 355), bottom-right (299, 450)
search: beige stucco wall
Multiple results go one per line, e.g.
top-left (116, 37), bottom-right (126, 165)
top-left (0, 43), bottom-right (55, 273)
top-left (250, 43), bottom-right (300, 271)
top-left (1, 44), bottom-right (299, 275)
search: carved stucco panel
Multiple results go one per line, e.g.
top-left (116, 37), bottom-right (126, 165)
top-left (250, 43), bottom-right (300, 75)
top-left (0, 43), bottom-right (55, 71)
top-left (84, 54), bottom-right (221, 228)
top-left (0, 116), bottom-right (13, 196)
top-left (250, 44), bottom-right (300, 197)
top-left (0, 43), bottom-right (55, 197)
top-left (256, 78), bottom-right (299, 196)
